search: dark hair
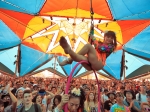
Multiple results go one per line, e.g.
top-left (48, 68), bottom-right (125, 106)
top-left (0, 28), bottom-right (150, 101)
top-left (0, 99), bottom-right (4, 106)
top-left (32, 95), bottom-right (40, 103)
top-left (86, 91), bottom-right (96, 103)
top-left (23, 89), bottom-right (32, 96)
top-left (1, 94), bottom-right (10, 99)
top-left (24, 80), bottom-right (28, 83)
top-left (52, 95), bottom-right (62, 109)
top-left (104, 31), bottom-right (117, 50)
top-left (116, 92), bottom-right (124, 98)
top-left (124, 90), bottom-right (135, 99)
top-left (69, 88), bottom-right (85, 112)
top-left (16, 81), bottom-right (20, 84)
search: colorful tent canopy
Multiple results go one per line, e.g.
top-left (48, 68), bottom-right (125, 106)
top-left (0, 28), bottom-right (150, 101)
top-left (0, 1), bottom-right (150, 79)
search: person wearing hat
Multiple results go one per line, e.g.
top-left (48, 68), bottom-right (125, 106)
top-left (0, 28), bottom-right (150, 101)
top-left (104, 92), bottom-right (116, 112)
top-left (141, 90), bottom-right (150, 112)
top-left (123, 90), bottom-right (141, 112)
top-left (110, 92), bottom-right (130, 112)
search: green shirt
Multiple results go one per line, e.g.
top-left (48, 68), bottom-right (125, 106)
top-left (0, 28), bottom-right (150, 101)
top-left (19, 104), bottom-right (42, 112)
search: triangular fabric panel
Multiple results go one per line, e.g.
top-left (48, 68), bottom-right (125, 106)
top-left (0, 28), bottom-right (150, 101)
top-left (34, 56), bottom-right (66, 76)
top-left (0, 46), bottom-right (18, 75)
top-left (0, 0), bottom-right (45, 15)
top-left (0, 63), bottom-right (14, 75)
top-left (108, 0), bottom-right (150, 20)
top-left (57, 56), bottom-right (82, 76)
top-left (20, 45), bottom-right (52, 76)
top-left (124, 25), bottom-right (150, 59)
top-left (103, 50), bottom-right (123, 80)
top-left (126, 65), bottom-right (150, 79)
top-left (124, 52), bottom-right (150, 78)
top-left (98, 70), bottom-right (109, 76)
top-left (74, 67), bottom-right (87, 77)
top-left (0, 20), bottom-right (20, 50)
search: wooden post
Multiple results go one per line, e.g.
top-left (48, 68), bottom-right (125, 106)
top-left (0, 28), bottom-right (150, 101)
top-left (53, 54), bottom-right (57, 78)
top-left (122, 50), bottom-right (126, 81)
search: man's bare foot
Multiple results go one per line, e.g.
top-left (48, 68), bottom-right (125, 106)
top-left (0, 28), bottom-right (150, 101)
top-left (59, 36), bottom-right (71, 54)
top-left (59, 58), bottom-right (73, 66)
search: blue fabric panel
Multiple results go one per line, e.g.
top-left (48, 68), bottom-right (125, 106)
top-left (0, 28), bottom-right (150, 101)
top-left (0, 0), bottom-right (45, 15)
top-left (99, 70), bottom-right (109, 76)
top-left (124, 25), bottom-right (150, 59)
top-left (74, 67), bottom-right (87, 77)
top-left (108, 0), bottom-right (150, 20)
top-left (103, 50), bottom-right (123, 80)
top-left (0, 20), bottom-right (20, 49)
top-left (20, 45), bottom-right (52, 76)
top-left (57, 56), bottom-right (82, 76)
top-left (0, 46), bottom-right (18, 73)
top-left (124, 52), bottom-right (150, 78)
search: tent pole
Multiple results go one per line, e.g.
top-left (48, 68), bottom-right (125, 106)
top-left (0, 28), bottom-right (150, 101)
top-left (53, 54), bottom-right (57, 78)
top-left (123, 50), bottom-right (126, 80)
top-left (15, 45), bottom-right (20, 77)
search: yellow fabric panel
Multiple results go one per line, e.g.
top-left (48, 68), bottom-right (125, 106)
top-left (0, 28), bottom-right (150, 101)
top-left (48, 45), bottom-right (68, 56)
top-left (75, 22), bottom-right (88, 35)
top-left (23, 17), bottom-right (51, 39)
top-left (25, 34), bottom-right (53, 52)
top-left (80, 32), bottom-right (89, 42)
top-left (98, 22), bottom-right (123, 44)
top-left (54, 30), bottom-right (67, 45)
top-left (94, 29), bottom-right (103, 38)
top-left (44, 8), bottom-right (106, 19)
top-left (61, 21), bottom-right (73, 35)
top-left (76, 42), bottom-right (84, 53)
top-left (68, 34), bottom-right (78, 47)
top-left (80, 29), bottom-right (103, 42)
top-left (44, 24), bottom-right (60, 33)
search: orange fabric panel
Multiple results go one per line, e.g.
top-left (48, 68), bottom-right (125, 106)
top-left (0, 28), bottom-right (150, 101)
top-left (0, 9), bottom-right (33, 24)
top-left (118, 20), bottom-right (150, 44)
top-left (0, 11), bottom-right (26, 39)
top-left (0, 9), bottom-right (33, 39)
top-left (40, 0), bottom-right (112, 19)
top-left (22, 41), bottom-right (43, 52)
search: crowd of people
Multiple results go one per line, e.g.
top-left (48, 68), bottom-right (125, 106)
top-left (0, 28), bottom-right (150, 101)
top-left (0, 75), bottom-right (150, 112)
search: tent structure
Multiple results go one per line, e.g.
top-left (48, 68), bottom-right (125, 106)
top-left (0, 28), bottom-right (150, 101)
top-left (0, 0), bottom-right (150, 79)
top-left (81, 74), bottom-right (110, 80)
top-left (32, 70), bottom-right (62, 78)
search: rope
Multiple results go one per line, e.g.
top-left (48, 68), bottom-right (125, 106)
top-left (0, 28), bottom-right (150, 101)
top-left (65, 60), bottom-right (101, 112)
top-left (88, 0), bottom-right (94, 45)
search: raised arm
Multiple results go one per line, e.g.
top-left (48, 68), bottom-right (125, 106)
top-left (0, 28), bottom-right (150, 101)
top-left (8, 84), bottom-right (17, 112)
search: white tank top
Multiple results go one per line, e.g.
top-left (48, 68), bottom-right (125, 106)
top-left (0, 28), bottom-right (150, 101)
top-left (42, 96), bottom-right (47, 106)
